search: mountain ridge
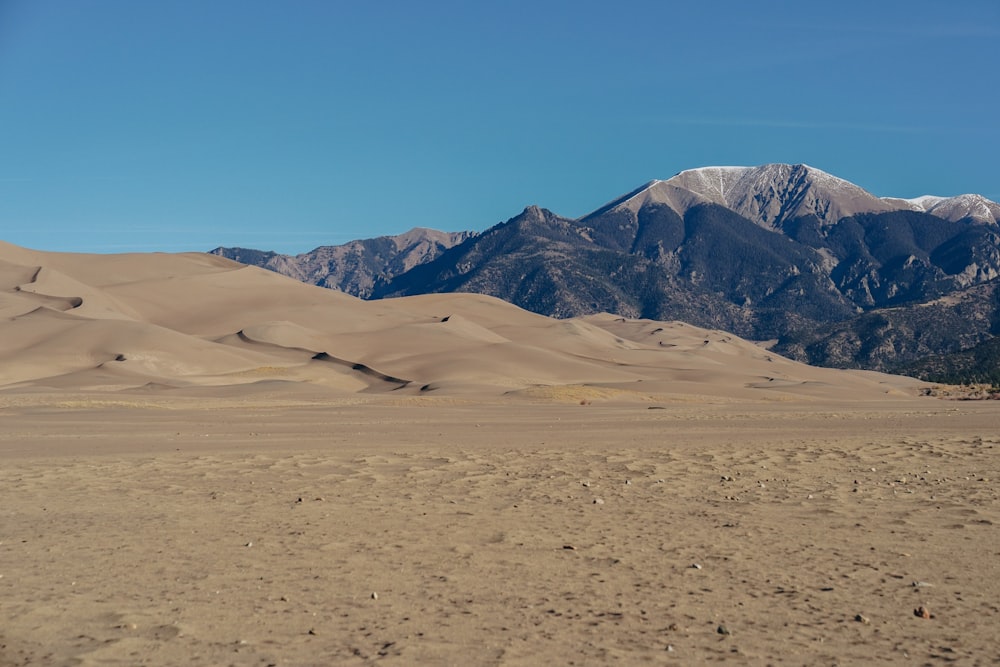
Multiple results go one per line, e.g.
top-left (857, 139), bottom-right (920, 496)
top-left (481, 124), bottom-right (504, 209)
top-left (210, 227), bottom-right (476, 298)
top-left (587, 164), bottom-right (999, 228)
top-left (206, 164), bottom-right (1000, 378)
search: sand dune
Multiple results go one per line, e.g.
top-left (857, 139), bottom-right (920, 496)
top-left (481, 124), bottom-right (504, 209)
top-left (0, 241), bottom-right (926, 400)
top-left (1, 240), bottom-right (942, 408)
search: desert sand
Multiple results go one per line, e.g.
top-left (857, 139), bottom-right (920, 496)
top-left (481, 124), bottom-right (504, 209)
top-left (1, 242), bottom-right (998, 665)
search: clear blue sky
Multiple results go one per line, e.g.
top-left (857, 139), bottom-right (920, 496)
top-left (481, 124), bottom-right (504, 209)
top-left (1, 0), bottom-right (997, 254)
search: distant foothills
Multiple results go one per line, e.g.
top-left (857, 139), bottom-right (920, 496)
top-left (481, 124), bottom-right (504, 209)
top-left (210, 164), bottom-right (1000, 385)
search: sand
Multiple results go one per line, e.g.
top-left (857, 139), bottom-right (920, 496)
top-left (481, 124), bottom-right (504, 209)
top-left (1, 242), bottom-right (998, 665)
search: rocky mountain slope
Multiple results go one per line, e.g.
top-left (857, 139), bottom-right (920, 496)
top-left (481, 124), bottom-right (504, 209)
top-left (895, 333), bottom-right (1000, 387)
top-left (211, 165), bottom-right (1000, 375)
top-left (210, 228), bottom-right (475, 298)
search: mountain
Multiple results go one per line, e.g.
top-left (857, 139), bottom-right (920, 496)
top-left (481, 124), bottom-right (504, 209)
top-left (210, 164), bottom-right (1000, 376)
top-left (777, 279), bottom-right (1000, 371)
top-left (593, 164), bottom-right (1000, 229)
top-left (884, 194), bottom-right (1000, 225)
top-left (209, 227), bottom-right (475, 298)
top-left (373, 165), bottom-right (1000, 372)
top-left (603, 164), bottom-right (897, 229)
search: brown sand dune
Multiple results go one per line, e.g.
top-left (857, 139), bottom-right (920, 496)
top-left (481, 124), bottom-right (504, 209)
top-left (102, 264), bottom-right (370, 338)
top-left (0, 242), bottom-right (924, 399)
top-left (1, 242), bottom-right (998, 665)
top-left (16, 265), bottom-right (144, 320)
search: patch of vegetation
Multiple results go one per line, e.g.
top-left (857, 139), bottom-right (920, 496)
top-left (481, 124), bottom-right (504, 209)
top-left (893, 335), bottom-right (1000, 387)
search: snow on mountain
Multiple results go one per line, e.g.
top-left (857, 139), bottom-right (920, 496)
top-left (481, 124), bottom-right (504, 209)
top-left (883, 194), bottom-right (1000, 224)
top-left (673, 164), bottom-right (902, 227)
top-left (591, 178), bottom-right (712, 220)
top-left (593, 163), bottom-right (999, 228)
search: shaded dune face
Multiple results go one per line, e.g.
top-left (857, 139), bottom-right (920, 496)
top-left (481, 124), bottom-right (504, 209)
top-left (0, 241), bottom-right (924, 401)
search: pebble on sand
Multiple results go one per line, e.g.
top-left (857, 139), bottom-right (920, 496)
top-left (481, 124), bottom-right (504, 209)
top-left (914, 606), bottom-right (932, 619)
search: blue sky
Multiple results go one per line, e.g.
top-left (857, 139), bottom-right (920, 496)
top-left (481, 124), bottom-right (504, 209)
top-left (1, 0), bottom-right (997, 254)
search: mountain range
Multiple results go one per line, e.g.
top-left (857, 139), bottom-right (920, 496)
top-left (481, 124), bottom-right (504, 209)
top-left (210, 164), bottom-right (1000, 380)
top-left (212, 227), bottom-right (475, 298)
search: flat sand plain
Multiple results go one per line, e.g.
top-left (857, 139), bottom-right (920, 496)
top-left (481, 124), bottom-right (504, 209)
top-left (2, 392), bottom-right (998, 666)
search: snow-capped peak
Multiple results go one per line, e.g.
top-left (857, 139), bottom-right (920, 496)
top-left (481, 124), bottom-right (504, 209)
top-left (662, 163), bottom-right (894, 228)
top-left (901, 195), bottom-right (948, 209)
top-left (585, 164), bottom-right (1000, 228)
top-left (886, 193), bottom-right (1000, 224)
